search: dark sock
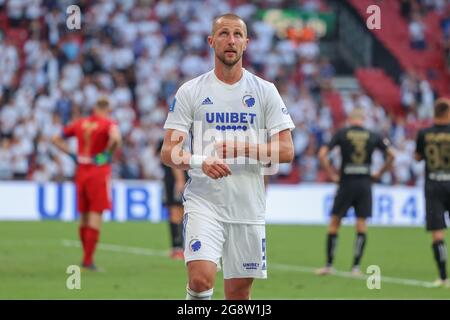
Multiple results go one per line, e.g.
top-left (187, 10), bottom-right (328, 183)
top-left (432, 240), bottom-right (447, 280)
top-left (170, 222), bottom-right (183, 249)
top-left (326, 233), bottom-right (338, 267)
top-left (353, 233), bottom-right (367, 267)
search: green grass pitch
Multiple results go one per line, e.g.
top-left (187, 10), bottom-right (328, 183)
top-left (0, 221), bottom-right (449, 299)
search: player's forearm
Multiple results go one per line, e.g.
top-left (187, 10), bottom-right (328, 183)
top-left (377, 150), bottom-right (395, 176)
top-left (246, 140), bottom-right (294, 164)
top-left (321, 157), bottom-right (336, 178)
top-left (172, 167), bottom-right (187, 184)
top-left (246, 130), bottom-right (294, 164)
top-left (51, 135), bottom-right (71, 155)
top-left (105, 138), bottom-right (120, 154)
top-left (318, 147), bottom-right (335, 178)
top-left (161, 145), bottom-right (192, 171)
top-left (161, 129), bottom-right (192, 170)
top-left (106, 127), bottom-right (122, 154)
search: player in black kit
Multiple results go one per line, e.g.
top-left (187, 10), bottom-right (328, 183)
top-left (415, 98), bottom-right (450, 288)
top-left (316, 108), bottom-right (395, 276)
top-left (158, 139), bottom-right (188, 260)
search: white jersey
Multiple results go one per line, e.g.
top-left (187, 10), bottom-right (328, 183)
top-left (164, 69), bottom-right (294, 224)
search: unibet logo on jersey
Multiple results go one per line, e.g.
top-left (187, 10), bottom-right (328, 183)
top-left (206, 112), bottom-right (256, 131)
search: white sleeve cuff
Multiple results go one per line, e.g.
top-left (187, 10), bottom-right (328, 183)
top-left (189, 155), bottom-right (207, 169)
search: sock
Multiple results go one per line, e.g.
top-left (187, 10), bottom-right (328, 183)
top-left (83, 227), bottom-right (100, 266)
top-left (432, 240), bottom-right (448, 280)
top-left (170, 222), bottom-right (184, 249)
top-left (326, 233), bottom-right (338, 267)
top-left (353, 233), bottom-right (367, 267)
top-left (186, 286), bottom-right (213, 300)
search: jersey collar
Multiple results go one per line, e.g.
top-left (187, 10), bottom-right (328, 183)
top-left (211, 68), bottom-right (246, 90)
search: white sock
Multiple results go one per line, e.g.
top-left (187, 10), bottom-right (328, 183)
top-left (186, 286), bottom-right (213, 300)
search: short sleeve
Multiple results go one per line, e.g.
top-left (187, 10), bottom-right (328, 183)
top-left (108, 120), bottom-right (119, 131)
top-left (63, 121), bottom-right (77, 138)
top-left (415, 130), bottom-right (425, 157)
top-left (327, 129), bottom-right (342, 150)
top-left (375, 133), bottom-right (390, 153)
top-left (163, 83), bottom-right (194, 134)
top-left (264, 83), bottom-right (295, 136)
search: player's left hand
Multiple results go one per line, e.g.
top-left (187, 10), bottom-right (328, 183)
top-left (371, 172), bottom-right (382, 182)
top-left (215, 141), bottom-right (248, 159)
top-left (330, 173), bottom-right (340, 183)
top-left (93, 151), bottom-right (112, 165)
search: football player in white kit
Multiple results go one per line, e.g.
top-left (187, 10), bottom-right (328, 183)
top-left (160, 13), bottom-right (295, 300)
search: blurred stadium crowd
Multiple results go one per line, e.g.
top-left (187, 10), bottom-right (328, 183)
top-left (0, 0), bottom-right (449, 185)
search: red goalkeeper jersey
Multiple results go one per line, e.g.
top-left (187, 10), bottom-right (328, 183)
top-left (63, 114), bottom-right (117, 166)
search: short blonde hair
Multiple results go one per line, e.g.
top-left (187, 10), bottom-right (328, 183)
top-left (211, 13), bottom-right (247, 37)
top-left (348, 107), bottom-right (365, 121)
top-left (96, 96), bottom-right (111, 109)
top-left (434, 98), bottom-right (450, 118)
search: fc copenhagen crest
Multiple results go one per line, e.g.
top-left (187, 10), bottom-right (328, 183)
top-left (242, 95), bottom-right (255, 108)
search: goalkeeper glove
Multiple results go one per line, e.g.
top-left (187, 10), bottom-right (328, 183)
top-left (93, 151), bottom-right (112, 165)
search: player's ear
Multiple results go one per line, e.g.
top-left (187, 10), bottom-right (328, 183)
top-left (243, 37), bottom-right (249, 51)
top-left (207, 35), bottom-right (214, 48)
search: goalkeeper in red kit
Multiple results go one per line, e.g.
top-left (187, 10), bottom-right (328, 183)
top-left (52, 96), bottom-right (122, 271)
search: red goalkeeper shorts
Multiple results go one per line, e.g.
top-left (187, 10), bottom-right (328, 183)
top-left (75, 165), bottom-right (112, 213)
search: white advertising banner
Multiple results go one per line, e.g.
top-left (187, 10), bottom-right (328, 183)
top-left (0, 181), bottom-right (427, 226)
top-left (0, 181), bottom-right (163, 222)
top-left (265, 183), bottom-right (426, 226)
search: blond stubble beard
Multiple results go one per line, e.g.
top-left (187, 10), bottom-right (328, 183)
top-left (216, 51), bottom-right (243, 67)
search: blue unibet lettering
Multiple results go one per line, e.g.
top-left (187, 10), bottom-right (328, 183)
top-left (376, 195), bottom-right (393, 222)
top-left (38, 184), bottom-right (63, 220)
top-left (346, 207), bottom-right (356, 219)
top-left (110, 188), bottom-right (116, 220)
top-left (323, 194), bottom-right (334, 218)
top-left (161, 206), bottom-right (169, 220)
top-left (205, 112), bottom-right (257, 125)
top-left (216, 112), bottom-right (224, 123)
top-left (102, 188), bottom-right (117, 221)
top-left (126, 187), bottom-right (151, 220)
top-left (401, 196), bottom-right (417, 222)
top-left (72, 184), bottom-right (78, 220)
top-left (206, 113), bottom-right (214, 123)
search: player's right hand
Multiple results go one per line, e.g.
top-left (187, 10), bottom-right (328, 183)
top-left (330, 173), bottom-right (340, 183)
top-left (202, 156), bottom-right (232, 179)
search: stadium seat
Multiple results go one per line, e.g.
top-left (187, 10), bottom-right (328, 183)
top-left (355, 68), bottom-right (403, 117)
top-left (348, 0), bottom-right (450, 97)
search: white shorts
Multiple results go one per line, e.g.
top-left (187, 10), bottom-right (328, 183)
top-left (183, 211), bottom-right (267, 279)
